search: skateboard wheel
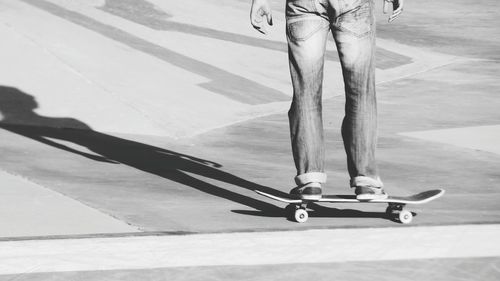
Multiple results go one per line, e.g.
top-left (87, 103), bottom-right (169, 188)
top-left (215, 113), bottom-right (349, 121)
top-left (398, 210), bottom-right (413, 224)
top-left (294, 208), bottom-right (308, 223)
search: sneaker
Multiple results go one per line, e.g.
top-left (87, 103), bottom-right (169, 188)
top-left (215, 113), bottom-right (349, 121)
top-left (290, 182), bottom-right (322, 200)
top-left (355, 186), bottom-right (388, 200)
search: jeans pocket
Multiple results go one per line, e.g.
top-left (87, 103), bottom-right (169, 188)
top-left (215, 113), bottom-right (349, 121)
top-left (287, 18), bottom-right (328, 42)
top-left (336, 1), bottom-right (373, 38)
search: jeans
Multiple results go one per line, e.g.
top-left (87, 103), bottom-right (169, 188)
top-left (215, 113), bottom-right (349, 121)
top-left (286, 0), bottom-right (382, 188)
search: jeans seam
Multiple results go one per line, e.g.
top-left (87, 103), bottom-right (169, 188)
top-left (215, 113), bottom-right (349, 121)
top-left (335, 27), bottom-right (372, 38)
top-left (286, 19), bottom-right (329, 42)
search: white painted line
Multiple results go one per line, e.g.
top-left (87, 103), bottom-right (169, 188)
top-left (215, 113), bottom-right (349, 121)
top-left (0, 224), bottom-right (499, 275)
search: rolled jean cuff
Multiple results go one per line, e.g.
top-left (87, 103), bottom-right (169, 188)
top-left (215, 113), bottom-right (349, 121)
top-left (295, 172), bottom-right (327, 185)
top-left (350, 176), bottom-right (383, 188)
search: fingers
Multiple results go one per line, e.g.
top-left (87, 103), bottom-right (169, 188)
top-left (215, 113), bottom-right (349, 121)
top-left (388, 8), bottom-right (402, 22)
top-left (250, 3), bottom-right (272, 34)
top-left (266, 11), bottom-right (273, 26)
top-left (250, 9), bottom-right (264, 33)
top-left (251, 13), bottom-right (267, 34)
top-left (386, 0), bottom-right (404, 23)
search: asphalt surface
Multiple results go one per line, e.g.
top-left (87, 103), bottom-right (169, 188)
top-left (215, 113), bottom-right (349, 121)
top-left (0, 0), bottom-right (499, 280)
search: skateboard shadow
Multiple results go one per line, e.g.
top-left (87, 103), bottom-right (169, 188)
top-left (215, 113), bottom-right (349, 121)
top-left (234, 203), bottom-right (403, 222)
top-left (0, 86), bottom-right (287, 215)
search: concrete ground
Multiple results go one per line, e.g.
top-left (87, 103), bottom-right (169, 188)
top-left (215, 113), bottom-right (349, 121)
top-left (0, 0), bottom-right (499, 280)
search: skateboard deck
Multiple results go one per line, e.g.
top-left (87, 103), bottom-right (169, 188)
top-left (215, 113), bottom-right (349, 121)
top-left (255, 189), bottom-right (445, 224)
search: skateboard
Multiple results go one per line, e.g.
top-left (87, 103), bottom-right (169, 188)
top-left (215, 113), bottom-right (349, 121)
top-left (255, 189), bottom-right (445, 224)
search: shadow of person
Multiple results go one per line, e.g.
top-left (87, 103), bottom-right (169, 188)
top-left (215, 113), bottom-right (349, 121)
top-left (0, 86), bottom-right (286, 214)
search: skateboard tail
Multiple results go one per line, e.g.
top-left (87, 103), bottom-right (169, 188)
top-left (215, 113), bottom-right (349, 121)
top-left (377, 189), bottom-right (445, 205)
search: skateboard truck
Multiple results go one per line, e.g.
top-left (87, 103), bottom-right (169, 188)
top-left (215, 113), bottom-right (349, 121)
top-left (386, 203), bottom-right (413, 224)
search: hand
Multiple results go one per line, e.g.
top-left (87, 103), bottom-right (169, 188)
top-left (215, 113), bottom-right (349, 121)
top-left (383, 0), bottom-right (404, 23)
top-left (250, 0), bottom-right (273, 34)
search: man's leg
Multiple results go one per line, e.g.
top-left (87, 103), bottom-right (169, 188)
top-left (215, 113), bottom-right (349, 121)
top-left (331, 0), bottom-right (386, 199)
top-left (286, 0), bottom-right (330, 199)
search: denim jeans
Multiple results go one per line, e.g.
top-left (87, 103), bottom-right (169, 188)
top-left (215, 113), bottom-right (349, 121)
top-left (286, 0), bottom-right (382, 188)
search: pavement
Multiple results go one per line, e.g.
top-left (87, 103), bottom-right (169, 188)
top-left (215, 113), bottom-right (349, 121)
top-left (0, 0), bottom-right (499, 280)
